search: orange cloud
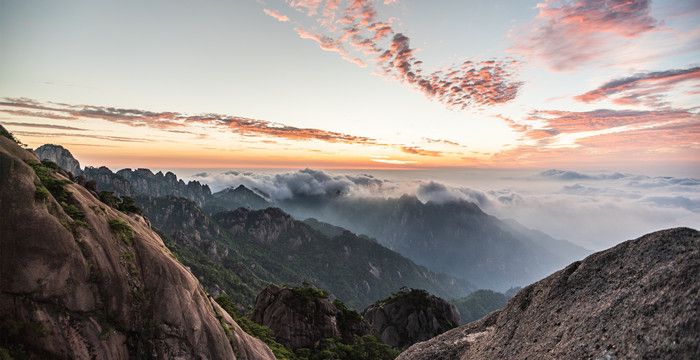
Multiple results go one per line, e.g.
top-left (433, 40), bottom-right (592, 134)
top-left (0, 98), bottom-right (376, 145)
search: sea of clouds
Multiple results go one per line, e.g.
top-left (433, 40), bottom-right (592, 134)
top-left (188, 168), bottom-right (700, 250)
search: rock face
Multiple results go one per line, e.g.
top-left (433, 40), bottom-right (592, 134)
top-left (251, 285), bottom-right (369, 350)
top-left (0, 136), bottom-right (275, 359)
top-left (362, 289), bottom-right (460, 349)
top-left (82, 165), bottom-right (211, 206)
top-left (35, 144), bottom-right (82, 176)
top-left (398, 228), bottom-right (700, 360)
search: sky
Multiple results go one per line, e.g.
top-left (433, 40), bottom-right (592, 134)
top-left (0, 0), bottom-right (699, 175)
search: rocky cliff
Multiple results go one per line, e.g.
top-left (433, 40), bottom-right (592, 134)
top-left (35, 144), bottom-right (82, 176)
top-left (398, 228), bottom-right (700, 360)
top-left (82, 165), bottom-right (211, 206)
top-left (362, 289), bottom-right (460, 349)
top-left (251, 284), bottom-right (369, 350)
top-left (0, 134), bottom-right (275, 359)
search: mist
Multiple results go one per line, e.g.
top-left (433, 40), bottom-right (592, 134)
top-left (185, 168), bottom-right (700, 250)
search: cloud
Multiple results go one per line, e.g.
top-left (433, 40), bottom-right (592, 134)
top-left (191, 168), bottom-right (395, 198)
top-left (294, 27), bottom-right (366, 67)
top-left (514, 0), bottom-right (658, 70)
top-left (0, 121), bottom-right (84, 131)
top-left (400, 146), bottom-right (442, 157)
top-left (643, 196), bottom-right (700, 212)
top-left (190, 168), bottom-right (699, 249)
top-left (574, 66), bottom-right (700, 107)
top-left (416, 181), bottom-right (490, 207)
top-left (10, 131), bottom-right (151, 143)
top-left (0, 98), bottom-right (377, 145)
top-left (263, 8), bottom-right (290, 22)
top-left (538, 169), bottom-right (627, 180)
top-left (280, 0), bottom-right (521, 109)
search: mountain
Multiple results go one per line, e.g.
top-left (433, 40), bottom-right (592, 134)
top-left (451, 289), bottom-right (508, 324)
top-left (135, 194), bottom-right (473, 309)
top-left (0, 133), bottom-right (274, 359)
top-left (362, 289), bottom-right (460, 349)
top-left (35, 144), bottom-right (82, 176)
top-left (213, 207), bottom-right (474, 308)
top-left (280, 195), bottom-right (589, 290)
top-left (205, 184), bottom-right (271, 214)
top-left (81, 166), bottom-right (212, 206)
top-left (397, 228), bottom-right (700, 360)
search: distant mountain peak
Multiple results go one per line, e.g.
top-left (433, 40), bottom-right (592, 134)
top-left (35, 143), bottom-right (82, 176)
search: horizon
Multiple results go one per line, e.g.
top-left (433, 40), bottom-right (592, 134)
top-left (1, 0), bottom-right (698, 173)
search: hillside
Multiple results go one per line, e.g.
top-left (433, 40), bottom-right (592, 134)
top-left (281, 195), bottom-right (589, 290)
top-left (0, 133), bottom-right (274, 359)
top-left (398, 228), bottom-right (700, 360)
top-left (136, 195), bottom-right (473, 309)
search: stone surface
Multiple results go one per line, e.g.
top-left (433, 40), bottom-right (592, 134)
top-left (398, 227), bottom-right (700, 360)
top-left (0, 136), bottom-right (275, 359)
top-left (251, 285), bottom-right (369, 350)
top-left (35, 144), bottom-right (82, 176)
top-left (362, 289), bottom-right (460, 349)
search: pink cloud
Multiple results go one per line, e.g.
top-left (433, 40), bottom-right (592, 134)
top-left (575, 66), bottom-right (700, 107)
top-left (263, 8), bottom-right (290, 22)
top-left (283, 0), bottom-right (520, 109)
top-left (515, 0), bottom-right (658, 70)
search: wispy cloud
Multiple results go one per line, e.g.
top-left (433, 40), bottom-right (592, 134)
top-left (0, 98), bottom-right (377, 144)
top-left (574, 66), bottom-right (700, 107)
top-left (278, 0), bottom-right (521, 109)
top-left (263, 8), bottom-right (290, 22)
top-left (514, 0), bottom-right (658, 71)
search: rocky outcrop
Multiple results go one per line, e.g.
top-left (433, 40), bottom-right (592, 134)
top-left (83, 166), bottom-right (136, 196)
top-left (362, 289), bottom-right (460, 349)
top-left (251, 285), bottom-right (369, 350)
top-left (117, 168), bottom-right (211, 206)
top-left (35, 144), bottom-right (82, 176)
top-left (398, 228), bottom-right (700, 360)
top-left (82, 165), bottom-right (211, 206)
top-left (0, 136), bottom-right (275, 359)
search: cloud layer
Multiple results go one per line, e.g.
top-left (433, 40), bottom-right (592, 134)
top-left (0, 98), bottom-right (376, 144)
top-left (190, 167), bottom-right (699, 249)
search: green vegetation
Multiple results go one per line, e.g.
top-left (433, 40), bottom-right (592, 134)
top-left (295, 336), bottom-right (398, 360)
top-left (26, 159), bottom-right (87, 226)
top-left (451, 289), bottom-right (508, 324)
top-left (99, 191), bottom-right (143, 215)
top-left (215, 294), bottom-right (398, 360)
top-left (0, 125), bottom-right (20, 145)
top-left (109, 218), bottom-right (134, 245)
top-left (34, 185), bottom-right (50, 200)
top-left (216, 295), bottom-right (298, 360)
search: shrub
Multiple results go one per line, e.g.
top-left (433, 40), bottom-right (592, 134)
top-left (35, 185), bottom-right (50, 201)
top-left (109, 219), bottom-right (134, 245)
top-left (215, 295), bottom-right (298, 360)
